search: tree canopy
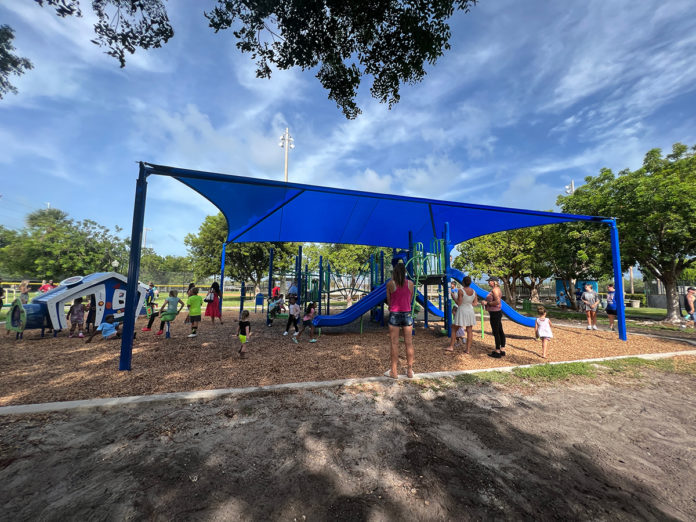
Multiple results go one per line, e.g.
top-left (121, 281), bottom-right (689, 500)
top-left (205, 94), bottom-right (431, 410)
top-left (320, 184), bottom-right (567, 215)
top-left (17, 0), bottom-right (477, 118)
top-left (184, 212), bottom-right (295, 291)
top-left (0, 24), bottom-right (33, 99)
top-left (0, 208), bottom-right (128, 280)
top-left (454, 227), bottom-right (554, 303)
top-left (559, 143), bottom-right (696, 320)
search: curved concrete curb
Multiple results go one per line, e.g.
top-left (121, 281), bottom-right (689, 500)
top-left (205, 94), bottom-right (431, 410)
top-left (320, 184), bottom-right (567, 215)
top-left (2, 349), bottom-right (695, 416)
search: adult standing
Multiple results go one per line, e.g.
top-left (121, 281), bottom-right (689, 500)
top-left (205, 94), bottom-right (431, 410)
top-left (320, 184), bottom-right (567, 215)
top-left (447, 276), bottom-right (478, 353)
top-left (386, 262), bottom-right (415, 379)
top-left (684, 287), bottom-right (696, 328)
top-left (205, 281), bottom-right (223, 325)
top-left (39, 279), bottom-right (53, 293)
top-left (483, 276), bottom-right (506, 358)
top-left (581, 283), bottom-right (599, 330)
top-left (605, 283), bottom-right (617, 331)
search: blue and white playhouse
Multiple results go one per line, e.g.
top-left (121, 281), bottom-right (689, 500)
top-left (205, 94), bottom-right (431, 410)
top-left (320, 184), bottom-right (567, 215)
top-left (8, 272), bottom-right (148, 337)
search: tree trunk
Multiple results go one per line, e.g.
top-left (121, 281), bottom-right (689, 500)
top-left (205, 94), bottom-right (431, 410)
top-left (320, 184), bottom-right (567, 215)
top-left (662, 274), bottom-right (682, 322)
top-left (502, 278), bottom-right (516, 304)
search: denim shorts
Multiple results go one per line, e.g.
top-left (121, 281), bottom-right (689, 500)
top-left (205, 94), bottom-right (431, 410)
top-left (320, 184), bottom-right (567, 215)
top-left (389, 311), bottom-right (413, 327)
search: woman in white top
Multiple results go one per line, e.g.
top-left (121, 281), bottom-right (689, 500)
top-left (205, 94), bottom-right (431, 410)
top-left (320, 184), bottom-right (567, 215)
top-left (446, 276), bottom-right (478, 353)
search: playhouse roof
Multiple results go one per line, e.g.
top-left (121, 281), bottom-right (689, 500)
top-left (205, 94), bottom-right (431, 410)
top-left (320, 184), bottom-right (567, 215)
top-left (144, 163), bottom-right (607, 248)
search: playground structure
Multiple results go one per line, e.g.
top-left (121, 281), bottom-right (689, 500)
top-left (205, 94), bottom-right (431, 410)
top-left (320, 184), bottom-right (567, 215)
top-left (118, 162), bottom-right (628, 371)
top-left (5, 272), bottom-right (148, 339)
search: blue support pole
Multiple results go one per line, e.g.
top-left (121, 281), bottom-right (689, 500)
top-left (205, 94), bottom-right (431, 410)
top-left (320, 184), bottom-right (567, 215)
top-left (369, 254), bottom-right (375, 291)
top-left (297, 245), bottom-right (303, 306)
top-left (408, 231), bottom-right (414, 278)
top-left (240, 281), bottom-right (245, 320)
top-left (119, 163), bottom-right (149, 371)
top-left (304, 264), bottom-right (309, 304)
top-left (327, 262), bottom-right (331, 316)
top-left (267, 248), bottom-right (274, 326)
top-left (318, 256), bottom-right (324, 315)
top-left (443, 222), bottom-right (452, 338)
top-left (219, 242), bottom-right (227, 315)
top-left (604, 219), bottom-right (627, 340)
top-left (380, 250), bottom-right (385, 326)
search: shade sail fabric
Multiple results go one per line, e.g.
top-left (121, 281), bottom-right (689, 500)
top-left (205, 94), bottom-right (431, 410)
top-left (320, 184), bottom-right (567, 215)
top-left (144, 163), bottom-right (607, 248)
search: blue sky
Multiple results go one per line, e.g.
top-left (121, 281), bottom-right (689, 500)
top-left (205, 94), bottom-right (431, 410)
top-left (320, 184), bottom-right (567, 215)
top-left (2, 0), bottom-right (695, 257)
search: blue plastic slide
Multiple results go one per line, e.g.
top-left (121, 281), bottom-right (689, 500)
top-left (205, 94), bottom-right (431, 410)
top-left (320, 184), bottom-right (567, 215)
top-left (415, 292), bottom-right (444, 318)
top-left (447, 267), bottom-right (536, 328)
top-left (313, 282), bottom-right (387, 327)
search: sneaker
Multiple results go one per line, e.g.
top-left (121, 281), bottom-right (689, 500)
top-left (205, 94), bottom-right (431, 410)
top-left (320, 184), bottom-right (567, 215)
top-left (283, 331), bottom-right (288, 336)
top-left (500, 350), bottom-right (506, 356)
top-left (610, 326), bottom-right (615, 331)
top-left (292, 337), bottom-right (298, 344)
top-left (188, 333), bottom-right (197, 338)
top-left (309, 339), bottom-right (317, 343)
top-left (78, 332), bottom-right (84, 338)
top-left (586, 326), bottom-right (592, 330)
top-left (156, 330), bottom-right (164, 336)
top-left (488, 351), bottom-right (502, 358)
top-left (141, 327), bottom-right (151, 332)
top-left (592, 325), bottom-right (598, 330)
top-left (293, 332), bottom-right (299, 336)
top-left (68, 334), bottom-right (74, 338)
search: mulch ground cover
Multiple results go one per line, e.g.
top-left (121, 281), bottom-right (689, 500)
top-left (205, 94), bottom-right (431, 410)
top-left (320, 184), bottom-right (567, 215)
top-left (1, 310), bottom-right (694, 406)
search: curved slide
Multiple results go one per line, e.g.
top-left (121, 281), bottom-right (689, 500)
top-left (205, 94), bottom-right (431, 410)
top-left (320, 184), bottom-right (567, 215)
top-left (313, 282), bottom-right (387, 327)
top-left (447, 267), bottom-right (536, 328)
top-left (415, 292), bottom-right (444, 318)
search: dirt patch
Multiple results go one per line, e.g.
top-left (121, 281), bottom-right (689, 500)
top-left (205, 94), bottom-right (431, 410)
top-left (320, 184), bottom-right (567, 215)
top-left (1, 367), bottom-right (695, 519)
top-left (1, 311), bottom-right (694, 406)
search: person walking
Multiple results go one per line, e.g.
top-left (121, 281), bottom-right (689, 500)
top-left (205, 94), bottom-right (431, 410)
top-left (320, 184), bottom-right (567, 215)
top-left (483, 276), bottom-right (506, 358)
top-left (684, 286), bottom-right (696, 328)
top-left (386, 262), bottom-right (415, 378)
top-left (605, 283), bottom-right (617, 331)
top-left (205, 281), bottom-right (223, 325)
top-left (581, 283), bottom-right (599, 330)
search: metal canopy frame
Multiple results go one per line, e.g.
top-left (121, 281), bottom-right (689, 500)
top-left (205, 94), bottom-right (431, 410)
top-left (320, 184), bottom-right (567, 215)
top-left (118, 162), bottom-right (627, 370)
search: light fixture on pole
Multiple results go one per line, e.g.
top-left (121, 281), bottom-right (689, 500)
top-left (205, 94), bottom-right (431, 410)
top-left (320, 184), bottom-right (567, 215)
top-left (278, 127), bottom-right (295, 182)
top-left (564, 180), bottom-right (575, 195)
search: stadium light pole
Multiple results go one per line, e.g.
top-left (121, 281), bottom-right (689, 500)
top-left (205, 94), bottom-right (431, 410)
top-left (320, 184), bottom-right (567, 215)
top-left (279, 127), bottom-right (295, 182)
top-left (564, 180), bottom-right (575, 194)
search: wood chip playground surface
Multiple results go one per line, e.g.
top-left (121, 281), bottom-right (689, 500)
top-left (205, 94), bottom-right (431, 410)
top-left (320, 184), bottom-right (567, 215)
top-left (1, 309), bottom-right (694, 407)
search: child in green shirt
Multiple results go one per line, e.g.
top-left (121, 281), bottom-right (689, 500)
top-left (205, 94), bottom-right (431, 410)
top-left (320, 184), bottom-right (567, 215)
top-left (187, 287), bottom-right (204, 338)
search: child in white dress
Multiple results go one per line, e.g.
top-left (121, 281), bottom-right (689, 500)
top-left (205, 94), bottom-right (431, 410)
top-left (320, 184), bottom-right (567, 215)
top-left (534, 306), bottom-right (553, 359)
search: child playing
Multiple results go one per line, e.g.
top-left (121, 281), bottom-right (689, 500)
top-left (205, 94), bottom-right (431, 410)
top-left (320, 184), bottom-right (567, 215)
top-left (534, 306), bottom-right (553, 359)
top-left (293, 301), bottom-right (317, 344)
top-left (156, 290), bottom-right (185, 335)
top-left (237, 310), bottom-right (251, 358)
top-left (67, 297), bottom-right (87, 338)
top-left (85, 295), bottom-right (96, 333)
top-left (186, 287), bottom-right (203, 338)
top-left (85, 315), bottom-right (120, 343)
top-left (284, 295), bottom-right (300, 335)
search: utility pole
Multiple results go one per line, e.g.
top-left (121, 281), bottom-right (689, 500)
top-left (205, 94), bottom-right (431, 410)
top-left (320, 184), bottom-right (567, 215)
top-left (278, 127), bottom-right (295, 182)
top-left (143, 227), bottom-right (152, 249)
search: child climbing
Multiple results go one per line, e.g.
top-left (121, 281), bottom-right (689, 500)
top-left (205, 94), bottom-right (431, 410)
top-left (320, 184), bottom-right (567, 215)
top-left (67, 297), bottom-right (87, 338)
top-left (186, 287), bottom-right (203, 338)
top-left (156, 290), bottom-right (185, 336)
top-left (237, 310), bottom-right (251, 358)
top-left (293, 301), bottom-right (317, 344)
top-left (534, 306), bottom-right (553, 359)
top-left (284, 295), bottom-right (300, 335)
top-left (85, 315), bottom-right (120, 343)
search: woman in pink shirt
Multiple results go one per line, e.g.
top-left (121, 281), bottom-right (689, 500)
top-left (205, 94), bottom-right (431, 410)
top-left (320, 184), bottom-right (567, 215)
top-left (386, 262), bottom-right (415, 379)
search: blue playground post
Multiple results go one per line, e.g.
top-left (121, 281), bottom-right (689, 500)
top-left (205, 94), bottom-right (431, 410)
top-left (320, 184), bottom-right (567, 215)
top-left (380, 250), bottom-right (385, 326)
top-left (326, 262), bottom-right (331, 316)
top-left (604, 219), bottom-right (627, 340)
top-left (443, 222), bottom-right (452, 338)
top-left (318, 255), bottom-right (323, 315)
top-left (120, 162), bottom-right (148, 371)
top-left (267, 248), bottom-right (274, 326)
top-left (297, 245), bottom-right (303, 306)
top-left (239, 281), bottom-right (245, 320)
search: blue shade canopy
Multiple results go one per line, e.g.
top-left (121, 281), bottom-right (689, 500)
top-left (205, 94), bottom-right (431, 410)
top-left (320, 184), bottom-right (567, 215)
top-left (144, 163), bottom-right (606, 248)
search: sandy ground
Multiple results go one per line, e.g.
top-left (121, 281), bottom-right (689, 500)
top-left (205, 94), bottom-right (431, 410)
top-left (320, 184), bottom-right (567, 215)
top-left (1, 363), bottom-right (695, 520)
top-left (1, 310), bottom-right (694, 406)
